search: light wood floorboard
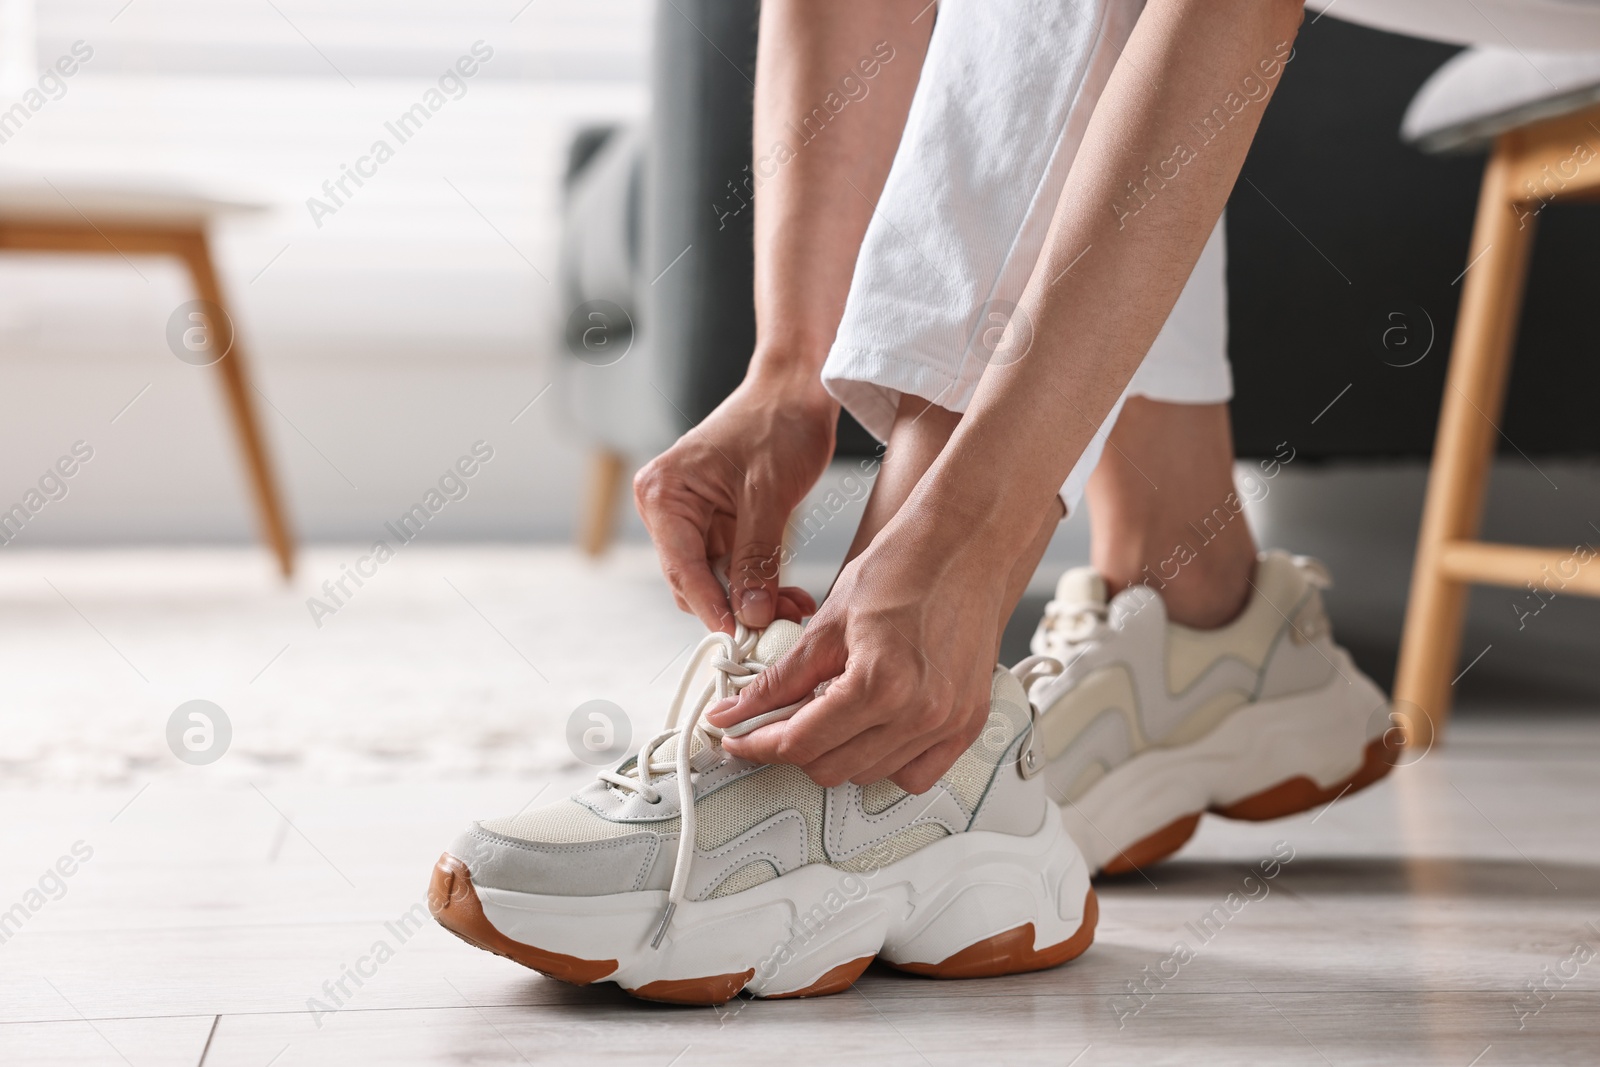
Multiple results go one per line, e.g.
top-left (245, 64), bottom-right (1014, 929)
top-left (4, 720), bottom-right (1598, 1063)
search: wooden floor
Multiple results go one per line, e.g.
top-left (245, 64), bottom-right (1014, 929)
top-left (4, 712), bottom-right (1598, 1066)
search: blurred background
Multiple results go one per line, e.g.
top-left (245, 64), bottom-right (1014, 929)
top-left (1, 0), bottom-right (1597, 786)
top-left (0, 0), bottom-right (644, 544)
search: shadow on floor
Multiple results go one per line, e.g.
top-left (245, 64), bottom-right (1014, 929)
top-left (1097, 854), bottom-right (1596, 901)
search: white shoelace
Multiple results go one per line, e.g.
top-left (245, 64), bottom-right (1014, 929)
top-left (1007, 592), bottom-right (1105, 774)
top-left (1009, 652), bottom-right (1066, 693)
top-left (597, 623), bottom-right (808, 949)
top-left (1008, 652), bottom-right (1066, 779)
top-left (1032, 591), bottom-right (1111, 666)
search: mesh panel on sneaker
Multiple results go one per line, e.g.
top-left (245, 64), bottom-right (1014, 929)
top-left (710, 859), bottom-right (779, 898)
top-left (482, 798), bottom-right (681, 843)
top-left (481, 764), bottom-right (827, 861)
top-left (942, 699), bottom-right (1019, 813)
top-left (753, 620), bottom-right (804, 664)
top-left (860, 779), bottom-right (907, 815)
top-left (479, 630), bottom-right (1012, 893)
top-left (944, 746), bottom-right (996, 814)
top-left (694, 764), bottom-right (826, 861)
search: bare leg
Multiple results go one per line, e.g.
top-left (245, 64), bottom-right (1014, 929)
top-left (1085, 398), bottom-right (1254, 628)
top-left (634, 0), bottom-right (935, 632)
top-left (842, 394), bottom-right (1062, 662)
top-left (720, 0), bottom-right (1305, 789)
top-left (843, 393), bottom-right (1252, 651)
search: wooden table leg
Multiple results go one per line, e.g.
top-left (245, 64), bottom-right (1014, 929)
top-left (579, 449), bottom-right (628, 557)
top-left (1392, 135), bottom-right (1535, 750)
top-left (180, 231), bottom-right (297, 579)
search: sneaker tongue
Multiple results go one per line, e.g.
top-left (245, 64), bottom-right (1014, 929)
top-left (753, 619), bottom-right (804, 664)
top-left (649, 730), bottom-right (701, 765)
top-left (1054, 566), bottom-right (1107, 610)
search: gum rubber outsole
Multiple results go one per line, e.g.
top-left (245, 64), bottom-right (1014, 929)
top-left (628, 970), bottom-right (756, 1005)
top-left (1101, 814), bottom-right (1202, 876)
top-left (429, 854), bottom-right (620, 985)
top-left (886, 889), bottom-right (1098, 980)
top-left (761, 955), bottom-right (876, 999)
top-left (1099, 736), bottom-right (1397, 876)
top-left (429, 854), bottom-right (1098, 1005)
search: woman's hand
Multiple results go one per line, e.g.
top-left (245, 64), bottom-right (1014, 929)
top-left (633, 362), bottom-right (838, 632)
top-left (709, 504), bottom-right (1014, 793)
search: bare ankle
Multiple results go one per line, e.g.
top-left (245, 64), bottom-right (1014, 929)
top-left (1154, 548), bottom-right (1254, 629)
top-left (1095, 536), bottom-right (1254, 630)
top-left (1078, 396), bottom-right (1265, 629)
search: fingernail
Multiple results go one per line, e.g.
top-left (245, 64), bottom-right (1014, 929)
top-left (705, 696), bottom-right (739, 725)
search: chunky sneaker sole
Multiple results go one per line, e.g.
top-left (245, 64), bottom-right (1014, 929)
top-left (430, 621), bottom-right (1096, 1005)
top-left (430, 814), bottom-right (1094, 1004)
top-left (1063, 649), bottom-right (1392, 874)
top-left (1019, 551), bottom-right (1396, 875)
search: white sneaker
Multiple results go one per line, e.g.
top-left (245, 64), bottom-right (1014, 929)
top-left (429, 621), bottom-right (1095, 1004)
top-left (1013, 551), bottom-right (1393, 875)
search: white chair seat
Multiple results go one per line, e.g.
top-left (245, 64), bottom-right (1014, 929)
top-left (0, 170), bottom-right (268, 225)
top-left (1308, 0), bottom-right (1600, 50)
top-left (1402, 48), bottom-right (1600, 152)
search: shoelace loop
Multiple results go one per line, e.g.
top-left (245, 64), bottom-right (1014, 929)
top-left (1009, 652), bottom-right (1065, 692)
top-left (595, 623), bottom-right (809, 949)
top-left (1008, 652), bottom-right (1067, 779)
top-left (597, 625), bottom-right (762, 804)
top-left (1034, 593), bottom-right (1111, 662)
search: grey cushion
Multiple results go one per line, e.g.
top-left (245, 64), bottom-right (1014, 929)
top-left (555, 0), bottom-right (761, 457)
top-left (561, 125), bottom-right (644, 321)
top-left (1403, 47), bottom-right (1600, 152)
top-left (558, 122), bottom-right (680, 454)
top-left (1310, 0), bottom-right (1600, 50)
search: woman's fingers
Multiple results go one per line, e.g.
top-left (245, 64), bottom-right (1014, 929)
top-left (774, 585), bottom-right (817, 622)
top-left (646, 512), bottom-right (733, 632)
top-left (634, 453), bottom-right (735, 631)
top-left (799, 718), bottom-right (933, 789)
top-left (636, 508), bottom-right (814, 633)
top-left (728, 498), bottom-right (789, 629)
top-left (773, 594), bottom-right (809, 623)
top-left (716, 626), bottom-right (861, 764)
top-left (719, 667), bottom-right (880, 769)
top-left (723, 630), bottom-right (976, 786)
top-left (820, 677), bottom-right (989, 789)
top-left (886, 724), bottom-right (985, 795)
top-left (839, 723), bottom-right (957, 789)
top-left (709, 623), bottom-right (846, 731)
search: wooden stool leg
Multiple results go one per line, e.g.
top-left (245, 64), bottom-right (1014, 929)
top-left (578, 449), bottom-right (628, 557)
top-left (181, 232), bottom-right (297, 579)
top-left (1393, 137), bottom-right (1535, 750)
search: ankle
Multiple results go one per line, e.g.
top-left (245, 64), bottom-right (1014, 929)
top-left (1157, 550), bottom-right (1253, 629)
top-left (1095, 538), bottom-right (1255, 630)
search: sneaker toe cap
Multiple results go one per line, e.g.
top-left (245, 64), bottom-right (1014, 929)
top-left (447, 823), bottom-right (667, 896)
